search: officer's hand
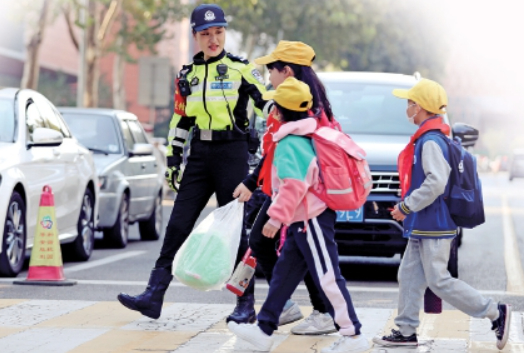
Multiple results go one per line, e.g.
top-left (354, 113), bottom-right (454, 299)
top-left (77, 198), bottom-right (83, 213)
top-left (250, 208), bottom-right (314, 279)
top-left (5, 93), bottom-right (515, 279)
top-left (233, 183), bottom-right (252, 202)
top-left (165, 165), bottom-right (181, 192)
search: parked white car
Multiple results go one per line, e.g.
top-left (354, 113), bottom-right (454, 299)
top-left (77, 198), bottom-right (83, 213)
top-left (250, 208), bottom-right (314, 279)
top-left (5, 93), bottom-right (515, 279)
top-left (0, 88), bottom-right (99, 277)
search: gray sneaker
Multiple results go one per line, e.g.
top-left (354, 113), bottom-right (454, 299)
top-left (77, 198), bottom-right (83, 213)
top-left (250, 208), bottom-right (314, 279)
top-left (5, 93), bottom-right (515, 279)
top-left (278, 300), bottom-right (304, 326)
top-left (291, 310), bottom-right (337, 335)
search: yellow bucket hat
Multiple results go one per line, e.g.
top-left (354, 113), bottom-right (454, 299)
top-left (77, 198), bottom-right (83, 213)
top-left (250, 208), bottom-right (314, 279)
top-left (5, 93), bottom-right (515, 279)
top-left (392, 78), bottom-right (448, 114)
top-left (262, 77), bottom-right (313, 112)
top-left (255, 40), bottom-right (316, 67)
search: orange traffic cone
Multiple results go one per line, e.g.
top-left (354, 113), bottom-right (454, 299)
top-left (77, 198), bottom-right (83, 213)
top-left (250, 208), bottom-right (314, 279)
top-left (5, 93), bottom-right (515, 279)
top-left (14, 186), bottom-right (77, 286)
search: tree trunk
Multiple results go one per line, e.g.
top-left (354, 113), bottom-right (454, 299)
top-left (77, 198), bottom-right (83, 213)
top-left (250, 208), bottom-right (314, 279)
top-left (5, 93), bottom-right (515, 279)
top-left (112, 38), bottom-right (126, 109)
top-left (82, 0), bottom-right (122, 107)
top-left (21, 0), bottom-right (51, 89)
top-left (84, 0), bottom-right (99, 107)
top-left (112, 10), bottom-right (126, 110)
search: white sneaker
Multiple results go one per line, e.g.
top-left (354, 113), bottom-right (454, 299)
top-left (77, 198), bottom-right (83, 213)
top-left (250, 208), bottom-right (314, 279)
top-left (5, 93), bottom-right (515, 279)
top-left (279, 300), bottom-right (304, 326)
top-left (227, 321), bottom-right (273, 351)
top-left (321, 335), bottom-right (370, 353)
top-left (291, 310), bottom-right (337, 335)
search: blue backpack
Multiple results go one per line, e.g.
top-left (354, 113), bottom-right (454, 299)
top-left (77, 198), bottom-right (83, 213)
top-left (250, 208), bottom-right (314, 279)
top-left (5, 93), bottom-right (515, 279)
top-left (432, 133), bottom-right (485, 228)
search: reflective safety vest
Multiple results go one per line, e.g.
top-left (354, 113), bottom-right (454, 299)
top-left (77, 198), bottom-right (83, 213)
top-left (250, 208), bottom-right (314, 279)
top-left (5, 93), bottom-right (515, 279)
top-left (167, 50), bottom-right (269, 164)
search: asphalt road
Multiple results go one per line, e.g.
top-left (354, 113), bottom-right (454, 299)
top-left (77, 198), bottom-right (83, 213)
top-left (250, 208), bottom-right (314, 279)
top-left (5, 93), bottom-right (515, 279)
top-left (1, 172), bottom-right (523, 312)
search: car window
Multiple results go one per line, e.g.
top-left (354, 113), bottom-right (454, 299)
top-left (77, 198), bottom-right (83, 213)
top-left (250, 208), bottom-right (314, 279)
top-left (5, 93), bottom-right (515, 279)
top-left (33, 95), bottom-right (68, 137)
top-left (127, 120), bottom-right (148, 144)
top-left (26, 100), bottom-right (46, 141)
top-left (322, 81), bottom-right (418, 136)
top-left (120, 120), bottom-right (135, 151)
top-left (52, 107), bottom-right (72, 138)
top-left (0, 98), bottom-right (15, 142)
top-left (61, 112), bottom-right (121, 154)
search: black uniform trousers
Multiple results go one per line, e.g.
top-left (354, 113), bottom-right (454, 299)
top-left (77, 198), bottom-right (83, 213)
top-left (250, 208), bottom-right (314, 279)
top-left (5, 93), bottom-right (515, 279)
top-left (248, 190), bottom-right (328, 313)
top-left (155, 138), bottom-right (254, 296)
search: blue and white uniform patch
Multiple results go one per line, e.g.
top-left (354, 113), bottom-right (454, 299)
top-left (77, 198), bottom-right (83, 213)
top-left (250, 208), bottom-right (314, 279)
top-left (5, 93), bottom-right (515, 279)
top-left (210, 82), bottom-right (233, 90)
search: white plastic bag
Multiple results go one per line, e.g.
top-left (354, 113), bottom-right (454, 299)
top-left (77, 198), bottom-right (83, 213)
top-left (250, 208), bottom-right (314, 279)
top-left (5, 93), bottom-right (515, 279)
top-left (172, 199), bottom-right (244, 291)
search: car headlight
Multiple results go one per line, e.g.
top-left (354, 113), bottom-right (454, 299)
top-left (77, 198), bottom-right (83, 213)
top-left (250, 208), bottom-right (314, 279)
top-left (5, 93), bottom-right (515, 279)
top-left (98, 175), bottom-right (108, 190)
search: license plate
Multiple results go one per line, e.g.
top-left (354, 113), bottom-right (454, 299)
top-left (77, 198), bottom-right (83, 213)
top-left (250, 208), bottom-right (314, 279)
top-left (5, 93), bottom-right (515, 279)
top-left (336, 207), bottom-right (364, 222)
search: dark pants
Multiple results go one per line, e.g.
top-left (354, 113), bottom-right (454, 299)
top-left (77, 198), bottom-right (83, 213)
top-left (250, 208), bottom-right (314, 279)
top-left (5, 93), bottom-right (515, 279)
top-left (257, 209), bottom-right (361, 336)
top-left (248, 190), bottom-right (328, 313)
top-left (155, 138), bottom-right (254, 296)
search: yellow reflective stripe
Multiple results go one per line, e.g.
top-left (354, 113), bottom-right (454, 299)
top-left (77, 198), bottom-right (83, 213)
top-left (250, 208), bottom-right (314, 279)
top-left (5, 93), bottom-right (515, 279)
top-left (187, 95), bottom-right (239, 102)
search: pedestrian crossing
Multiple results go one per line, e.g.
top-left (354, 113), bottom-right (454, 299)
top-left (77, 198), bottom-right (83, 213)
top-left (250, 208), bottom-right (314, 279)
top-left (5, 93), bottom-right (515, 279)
top-left (0, 299), bottom-right (523, 352)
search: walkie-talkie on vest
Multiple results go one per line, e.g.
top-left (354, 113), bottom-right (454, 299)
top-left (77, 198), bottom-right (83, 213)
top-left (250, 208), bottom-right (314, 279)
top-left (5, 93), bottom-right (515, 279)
top-left (226, 248), bottom-right (256, 296)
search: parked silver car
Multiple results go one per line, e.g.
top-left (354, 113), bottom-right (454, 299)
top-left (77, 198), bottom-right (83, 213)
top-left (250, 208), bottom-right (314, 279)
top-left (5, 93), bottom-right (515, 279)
top-left (59, 108), bottom-right (165, 248)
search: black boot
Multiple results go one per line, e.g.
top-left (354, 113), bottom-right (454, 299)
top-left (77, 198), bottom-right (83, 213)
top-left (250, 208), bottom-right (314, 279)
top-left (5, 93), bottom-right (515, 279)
top-left (117, 268), bottom-right (173, 319)
top-left (226, 294), bottom-right (256, 324)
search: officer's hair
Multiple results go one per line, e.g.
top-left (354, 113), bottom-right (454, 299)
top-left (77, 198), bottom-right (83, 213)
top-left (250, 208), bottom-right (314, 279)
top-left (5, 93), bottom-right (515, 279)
top-left (267, 61), bottom-right (334, 121)
top-left (274, 103), bottom-right (309, 123)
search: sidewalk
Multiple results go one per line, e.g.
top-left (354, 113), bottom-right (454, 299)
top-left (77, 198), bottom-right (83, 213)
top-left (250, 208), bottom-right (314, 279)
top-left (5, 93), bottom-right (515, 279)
top-left (0, 299), bottom-right (523, 352)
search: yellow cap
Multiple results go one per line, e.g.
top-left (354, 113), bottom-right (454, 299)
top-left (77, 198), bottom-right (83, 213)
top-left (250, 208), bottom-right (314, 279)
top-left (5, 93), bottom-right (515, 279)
top-left (392, 78), bottom-right (448, 114)
top-left (255, 41), bottom-right (316, 67)
top-left (263, 77), bottom-right (313, 112)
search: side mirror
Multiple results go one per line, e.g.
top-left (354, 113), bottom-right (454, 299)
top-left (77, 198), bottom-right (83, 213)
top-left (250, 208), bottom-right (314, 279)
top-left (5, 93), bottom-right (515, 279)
top-left (27, 127), bottom-right (63, 149)
top-left (130, 143), bottom-right (154, 156)
top-left (452, 123), bottom-right (479, 148)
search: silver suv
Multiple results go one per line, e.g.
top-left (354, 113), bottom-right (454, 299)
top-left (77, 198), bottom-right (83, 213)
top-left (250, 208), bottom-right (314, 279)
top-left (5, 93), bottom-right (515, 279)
top-left (60, 108), bottom-right (165, 248)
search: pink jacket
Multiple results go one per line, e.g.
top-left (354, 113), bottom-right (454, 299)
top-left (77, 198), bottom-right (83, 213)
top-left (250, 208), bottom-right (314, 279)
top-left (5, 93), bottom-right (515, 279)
top-left (267, 118), bottom-right (328, 229)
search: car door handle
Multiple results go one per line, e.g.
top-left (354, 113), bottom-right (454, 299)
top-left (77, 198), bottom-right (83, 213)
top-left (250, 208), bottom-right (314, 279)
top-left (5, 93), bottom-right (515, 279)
top-left (53, 149), bottom-right (60, 156)
top-left (141, 164), bottom-right (146, 169)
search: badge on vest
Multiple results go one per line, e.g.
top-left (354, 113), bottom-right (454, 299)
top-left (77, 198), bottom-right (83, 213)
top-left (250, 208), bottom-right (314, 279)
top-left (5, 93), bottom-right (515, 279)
top-left (210, 82), bottom-right (233, 90)
top-left (190, 77), bottom-right (199, 86)
top-left (251, 69), bottom-right (264, 84)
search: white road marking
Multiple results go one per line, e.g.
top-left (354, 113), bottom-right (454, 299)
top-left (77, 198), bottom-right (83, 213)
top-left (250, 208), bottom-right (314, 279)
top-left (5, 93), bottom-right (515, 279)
top-left (0, 300), bottom-right (95, 327)
top-left (0, 277), bottom-right (518, 297)
top-left (0, 328), bottom-right (108, 353)
top-left (502, 194), bottom-right (524, 294)
top-left (63, 251), bottom-right (146, 273)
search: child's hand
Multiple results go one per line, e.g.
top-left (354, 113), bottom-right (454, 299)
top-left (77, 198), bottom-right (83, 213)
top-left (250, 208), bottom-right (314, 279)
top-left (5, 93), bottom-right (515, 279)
top-left (391, 204), bottom-right (406, 221)
top-left (262, 222), bottom-right (279, 238)
top-left (233, 183), bottom-right (252, 202)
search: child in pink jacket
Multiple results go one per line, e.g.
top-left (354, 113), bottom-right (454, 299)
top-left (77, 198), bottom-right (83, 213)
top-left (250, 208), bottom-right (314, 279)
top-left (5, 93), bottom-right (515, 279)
top-left (228, 77), bottom-right (369, 353)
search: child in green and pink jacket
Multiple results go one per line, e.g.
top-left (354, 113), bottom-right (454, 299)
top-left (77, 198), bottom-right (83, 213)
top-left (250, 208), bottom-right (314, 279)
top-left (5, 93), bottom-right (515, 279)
top-left (228, 77), bottom-right (370, 353)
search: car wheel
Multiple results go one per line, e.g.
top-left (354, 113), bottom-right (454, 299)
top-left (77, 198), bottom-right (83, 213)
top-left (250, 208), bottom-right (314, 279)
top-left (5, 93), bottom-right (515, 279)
top-left (139, 191), bottom-right (162, 241)
top-left (65, 188), bottom-right (95, 261)
top-left (0, 192), bottom-right (27, 277)
top-left (103, 194), bottom-right (129, 248)
top-left (448, 237), bottom-right (459, 278)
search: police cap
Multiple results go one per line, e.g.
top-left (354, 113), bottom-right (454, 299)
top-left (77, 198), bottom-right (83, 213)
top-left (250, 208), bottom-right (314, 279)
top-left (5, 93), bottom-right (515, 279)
top-left (190, 4), bottom-right (228, 32)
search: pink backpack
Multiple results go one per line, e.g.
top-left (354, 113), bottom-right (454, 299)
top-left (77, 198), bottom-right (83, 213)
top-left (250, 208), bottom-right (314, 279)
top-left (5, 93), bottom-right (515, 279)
top-left (310, 127), bottom-right (372, 211)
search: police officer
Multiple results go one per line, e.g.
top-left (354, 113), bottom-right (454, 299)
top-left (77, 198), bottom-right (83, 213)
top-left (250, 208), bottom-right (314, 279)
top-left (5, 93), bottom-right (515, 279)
top-left (117, 4), bottom-right (271, 324)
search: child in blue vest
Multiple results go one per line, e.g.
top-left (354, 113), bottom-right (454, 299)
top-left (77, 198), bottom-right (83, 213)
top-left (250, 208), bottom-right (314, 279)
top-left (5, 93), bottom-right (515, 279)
top-left (372, 79), bottom-right (511, 350)
top-left (228, 77), bottom-right (370, 353)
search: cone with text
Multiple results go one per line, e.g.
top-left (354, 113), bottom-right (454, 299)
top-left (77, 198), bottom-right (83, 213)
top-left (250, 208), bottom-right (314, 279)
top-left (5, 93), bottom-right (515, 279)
top-left (14, 186), bottom-right (76, 286)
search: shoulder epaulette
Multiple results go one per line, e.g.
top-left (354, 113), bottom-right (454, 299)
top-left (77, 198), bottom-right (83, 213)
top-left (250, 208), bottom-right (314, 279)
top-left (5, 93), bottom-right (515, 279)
top-left (177, 63), bottom-right (193, 78)
top-left (227, 53), bottom-right (249, 64)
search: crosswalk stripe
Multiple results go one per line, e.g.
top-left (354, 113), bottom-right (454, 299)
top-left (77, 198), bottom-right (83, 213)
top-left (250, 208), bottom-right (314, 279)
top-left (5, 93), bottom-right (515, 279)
top-left (0, 300), bottom-right (523, 353)
top-left (1, 278), bottom-right (518, 298)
